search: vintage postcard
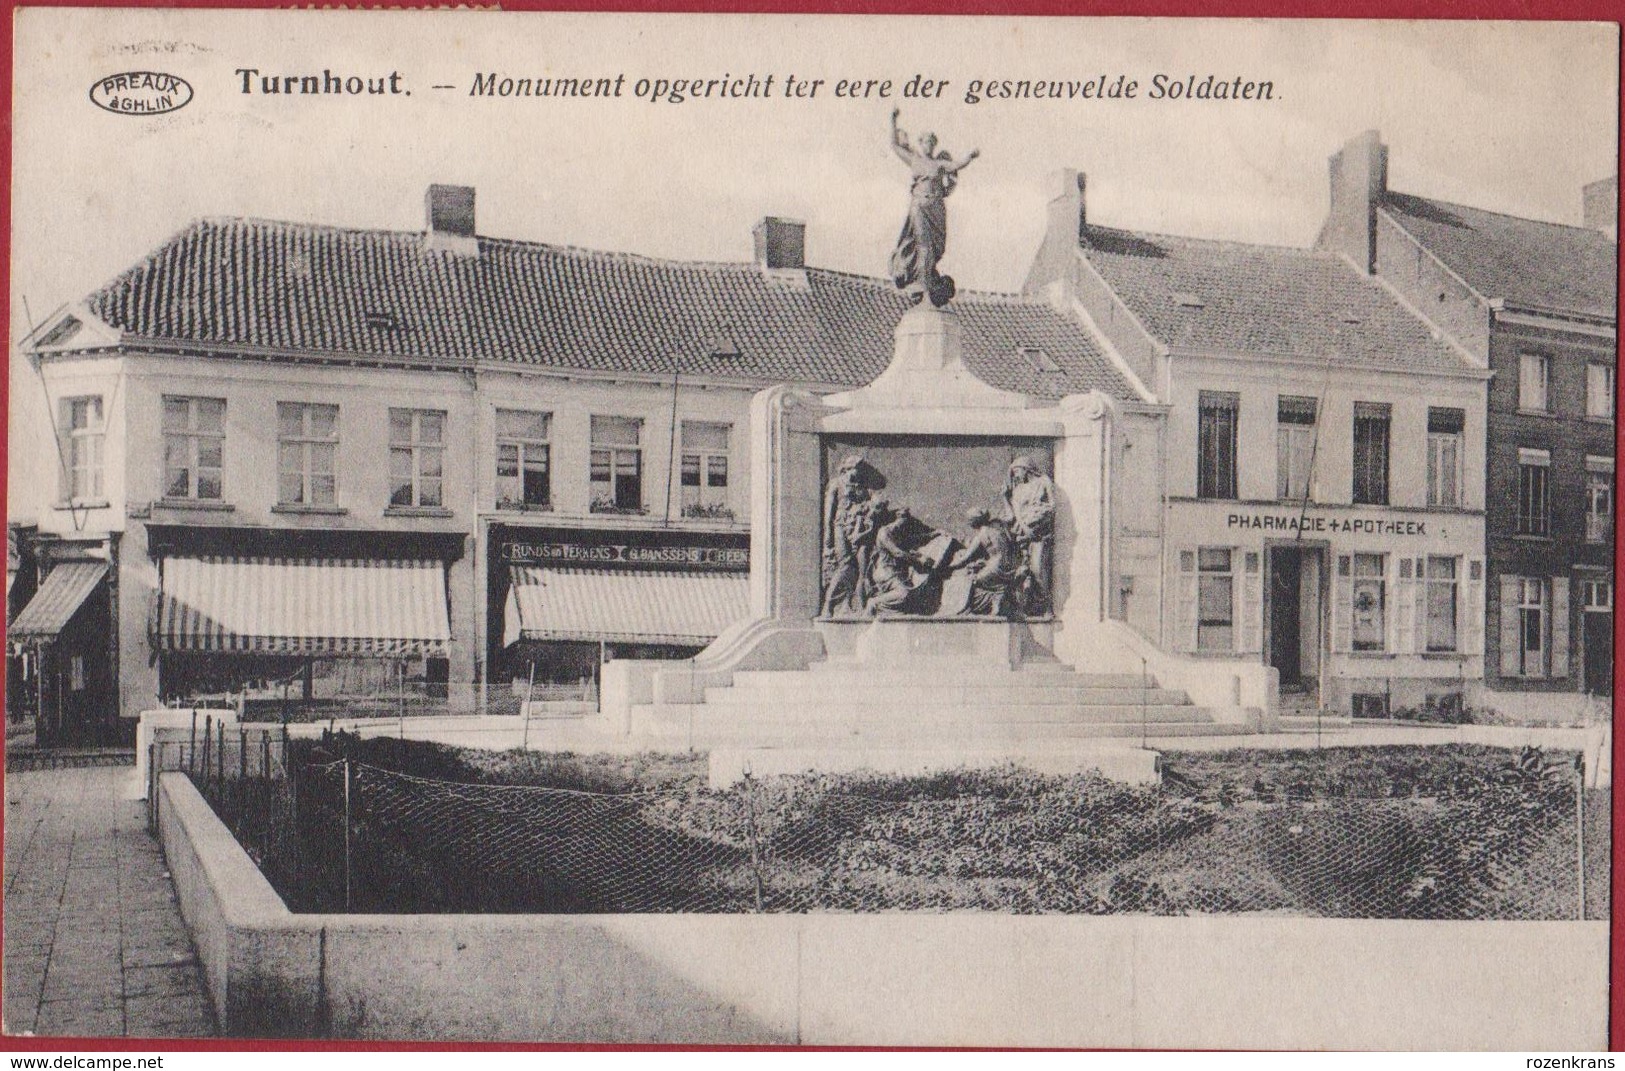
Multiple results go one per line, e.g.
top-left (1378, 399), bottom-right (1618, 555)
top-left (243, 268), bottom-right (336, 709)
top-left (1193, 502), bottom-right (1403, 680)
top-left (3, 9), bottom-right (1616, 1050)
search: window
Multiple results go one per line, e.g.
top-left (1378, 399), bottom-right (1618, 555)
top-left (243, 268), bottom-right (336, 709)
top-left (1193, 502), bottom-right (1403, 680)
top-left (1351, 553), bottom-right (1386, 651)
top-left (1580, 579), bottom-right (1613, 611)
top-left (1276, 396), bottom-right (1317, 501)
top-left (496, 409), bottom-right (551, 510)
top-left (1351, 693), bottom-right (1389, 720)
top-left (62, 396), bottom-right (104, 500)
top-left (590, 416), bottom-right (643, 512)
top-left (278, 403), bottom-right (338, 506)
top-left (1586, 472), bottom-right (1613, 544)
top-left (1517, 578), bottom-right (1546, 676)
top-left (1423, 556), bottom-right (1459, 652)
top-left (1352, 402), bottom-right (1390, 505)
top-left (1516, 450), bottom-right (1550, 536)
top-left (1197, 392), bottom-right (1239, 500)
top-left (162, 396), bottom-right (225, 501)
top-left (1519, 353), bottom-right (1550, 412)
top-left (69, 655), bottom-right (85, 692)
top-left (680, 422), bottom-right (730, 516)
top-left (1587, 363), bottom-right (1615, 420)
top-left (1196, 548), bottom-right (1234, 653)
top-left (1426, 407), bottom-right (1464, 508)
top-left (388, 409), bottom-right (445, 508)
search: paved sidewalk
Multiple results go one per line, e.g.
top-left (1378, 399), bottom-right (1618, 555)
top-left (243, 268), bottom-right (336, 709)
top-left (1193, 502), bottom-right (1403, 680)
top-left (4, 765), bottom-right (217, 1039)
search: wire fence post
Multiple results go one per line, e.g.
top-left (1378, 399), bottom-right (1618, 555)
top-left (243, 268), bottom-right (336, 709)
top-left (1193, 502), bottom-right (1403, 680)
top-left (743, 772), bottom-right (765, 913)
top-left (1575, 753), bottom-right (1586, 920)
top-left (521, 661), bottom-right (536, 751)
top-left (1140, 657), bottom-right (1149, 750)
top-left (217, 717), bottom-right (226, 794)
top-left (188, 710), bottom-right (198, 778)
top-left (201, 715), bottom-right (212, 792)
top-left (343, 757), bottom-right (354, 912)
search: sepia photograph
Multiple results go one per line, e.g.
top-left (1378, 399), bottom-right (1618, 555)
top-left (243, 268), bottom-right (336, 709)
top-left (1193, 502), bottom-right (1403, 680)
top-left (2, 9), bottom-right (1617, 1051)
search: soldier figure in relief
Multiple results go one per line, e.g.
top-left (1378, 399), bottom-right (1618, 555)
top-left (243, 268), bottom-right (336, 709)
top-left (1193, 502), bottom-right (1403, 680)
top-left (1005, 455), bottom-right (1057, 615)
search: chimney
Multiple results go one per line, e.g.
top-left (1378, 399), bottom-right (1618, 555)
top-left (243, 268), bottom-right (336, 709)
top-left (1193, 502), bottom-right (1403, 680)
top-left (1322, 130), bottom-right (1388, 273)
top-left (425, 184), bottom-right (478, 255)
top-left (753, 217), bottom-right (806, 270)
top-left (1047, 169), bottom-right (1087, 247)
top-left (1583, 175), bottom-right (1617, 239)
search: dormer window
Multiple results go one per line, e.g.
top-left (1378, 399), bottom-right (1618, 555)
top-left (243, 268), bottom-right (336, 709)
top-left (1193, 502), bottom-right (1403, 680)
top-left (1019, 346), bottom-right (1061, 373)
top-left (38, 316), bottom-right (83, 347)
top-left (1173, 292), bottom-right (1205, 309)
top-left (364, 310), bottom-right (399, 331)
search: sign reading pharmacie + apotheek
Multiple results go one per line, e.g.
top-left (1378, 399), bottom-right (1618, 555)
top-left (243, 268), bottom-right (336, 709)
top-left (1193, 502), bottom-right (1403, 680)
top-left (499, 529), bottom-right (749, 572)
top-left (1225, 510), bottom-right (1431, 537)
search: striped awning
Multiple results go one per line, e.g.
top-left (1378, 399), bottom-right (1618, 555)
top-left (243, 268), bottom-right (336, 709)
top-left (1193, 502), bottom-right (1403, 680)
top-left (157, 556), bottom-right (450, 656)
top-left (9, 562), bottom-right (106, 639)
top-left (505, 566), bottom-right (748, 646)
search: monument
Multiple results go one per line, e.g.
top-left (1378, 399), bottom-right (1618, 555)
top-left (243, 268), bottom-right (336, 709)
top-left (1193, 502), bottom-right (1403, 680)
top-left (601, 122), bottom-right (1275, 764)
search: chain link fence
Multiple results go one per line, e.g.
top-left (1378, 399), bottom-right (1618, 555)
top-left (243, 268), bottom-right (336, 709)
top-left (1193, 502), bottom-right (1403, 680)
top-left (159, 732), bottom-right (1607, 919)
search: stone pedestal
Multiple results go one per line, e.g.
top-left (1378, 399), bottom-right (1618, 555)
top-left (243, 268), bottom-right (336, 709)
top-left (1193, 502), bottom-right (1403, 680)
top-left (599, 296), bottom-right (1273, 750)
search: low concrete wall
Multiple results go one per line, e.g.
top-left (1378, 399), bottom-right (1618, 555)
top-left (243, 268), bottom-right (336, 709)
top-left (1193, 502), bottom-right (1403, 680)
top-left (157, 772), bottom-right (1608, 1046)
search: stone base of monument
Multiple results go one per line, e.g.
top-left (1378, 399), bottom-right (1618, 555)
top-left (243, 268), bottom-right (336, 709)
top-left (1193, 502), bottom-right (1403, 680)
top-left (599, 301), bottom-right (1277, 767)
top-left (620, 618), bottom-right (1259, 752)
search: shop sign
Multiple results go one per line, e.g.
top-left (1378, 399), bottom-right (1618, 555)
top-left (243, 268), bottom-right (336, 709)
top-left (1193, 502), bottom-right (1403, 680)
top-left (501, 534), bottom-right (748, 571)
top-left (1226, 511), bottom-right (1428, 537)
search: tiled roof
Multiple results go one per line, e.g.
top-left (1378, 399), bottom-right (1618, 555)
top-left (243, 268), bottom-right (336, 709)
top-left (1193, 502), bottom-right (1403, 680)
top-left (1380, 192), bottom-right (1617, 319)
top-left (78, 218), bottom-right (1137, 402)
top-left (1078, 226), bottom-right (1470, 372)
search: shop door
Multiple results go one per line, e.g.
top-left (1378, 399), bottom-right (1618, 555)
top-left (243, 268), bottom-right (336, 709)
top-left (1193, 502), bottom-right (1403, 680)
top-left (1268, 548), bottom-right (1303, 686)
top-left (1583, 611), bottom-right (1613, 696)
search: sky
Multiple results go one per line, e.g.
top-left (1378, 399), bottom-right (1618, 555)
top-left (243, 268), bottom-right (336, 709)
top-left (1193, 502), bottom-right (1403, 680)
top-left (7, 11), bottom-right (1619, 513)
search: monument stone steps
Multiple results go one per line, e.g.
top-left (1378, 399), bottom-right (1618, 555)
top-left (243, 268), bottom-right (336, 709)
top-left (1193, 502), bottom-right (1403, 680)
top-left (629, 710), bottom-right (1257, 747)
top-left (707, 682), bottom-right (1194, 707)
top-left (671, 699), bottom-right (1215, 723)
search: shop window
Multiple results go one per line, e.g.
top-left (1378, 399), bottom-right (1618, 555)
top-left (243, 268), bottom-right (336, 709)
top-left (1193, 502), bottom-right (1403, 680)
top-left (1351, 402), bottom-right (1390, 505)
top-left (1519, 353), bottom-right (1550, 413)
top-left (61, 395), bottom-right (104, 501)
top-left (680, 421), bottom-right (731, 518)
top-left (1516, 450), bottom-right (1550, 536)
top-left (590, 416), bottom-right (643, 513)
top-left (496, 409), bottom-right (551, 510)
top-left (1351, 553), bottom-right (1385, 652)
top-left (278, 403), bottom-right (339, 506)
top-left (388, 408), bottom-right (445, 508)
top-left (1517, 578), bottom-right (1546, 677)
top-left (1423, 556), bottom-right (1459, 652)
top-left (162, 396), bottom-right (225, 501)
top-left (1351, 693), bottom-right (1389, 720)
top-left (1197, 392), bottom-right (1238, 500)
top-left (1587, 363), bottom-right (1615, 420)
top-left (1196, 547), bottom-right (1235, 653)
top-left (1585, 471), bottom-right (1613, 544)
top-left (1426, 407), bottom-right (1464, 508)
top-left (1275, 395), bottom-right (1317, 501)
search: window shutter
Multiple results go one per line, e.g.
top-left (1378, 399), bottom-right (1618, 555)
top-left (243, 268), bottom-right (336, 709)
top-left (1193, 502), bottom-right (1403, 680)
top-left (1332, 555), bottom-right (1352, 653)
top-left (1239, 552), bottom-right (1262, 654)
top-left (1463, 558), bottom-right (1485, 658)
top-left (1499, 576), bottom-right (1521, 677)
top-left (1409, 557), bottom-right (1427, 654)
top-left (1174, 552), bottom-right (1198, 653)
top-left (1392, 557), bottom-right (1417, 655)
top-left (1551, 576), bottom-right (1570, 678)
